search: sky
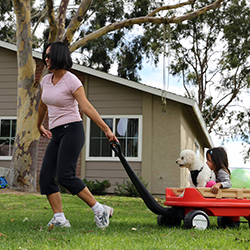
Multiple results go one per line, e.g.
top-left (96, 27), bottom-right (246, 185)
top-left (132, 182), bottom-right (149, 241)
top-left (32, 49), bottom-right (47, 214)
top-left (136, 59), bottom-right (250, 171)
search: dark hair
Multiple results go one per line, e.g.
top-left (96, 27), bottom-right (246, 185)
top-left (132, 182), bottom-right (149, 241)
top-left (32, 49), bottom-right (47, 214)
top-left (42, 41), bottom-right (72, 70)
top-left (206, 147), bottom-right (230, 175)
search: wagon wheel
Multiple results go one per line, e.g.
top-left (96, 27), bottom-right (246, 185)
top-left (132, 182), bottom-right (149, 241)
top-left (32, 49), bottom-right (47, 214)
top-left (217, 216), bottom-right (240, 228)
top-left (184, 210), bottom-right (210, 230)
top-left (157, 214), bottom-right (181, 227)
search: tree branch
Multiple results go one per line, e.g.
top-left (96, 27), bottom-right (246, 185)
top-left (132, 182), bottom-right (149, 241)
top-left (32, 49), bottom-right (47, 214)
top-left (46, 0), bottom-right (58, 43)
top-left (182, 67), bottom-right (191, 98)
top-left (147, 0), bottom-right (195, 17)
top-left (208, 89), bottom-right (238, 133)
top-left (70, 0), bottom-right (225, 52)
top-left (63, 0), bottom-right (93, 45)
top-left (173, 0), bottom-right (224, 23)
top-left (31, 9), bottom-right (47, 38)
top-left (204, 92), bottom-right (231, 121)
top-left (57, 0), bottom-right (70, 41)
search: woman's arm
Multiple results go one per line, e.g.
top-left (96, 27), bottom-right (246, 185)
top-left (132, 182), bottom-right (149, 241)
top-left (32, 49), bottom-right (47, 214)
top-left (73, 86), bottom-right (118, 142)
top-left (37, 91), bottom-right (52, 139)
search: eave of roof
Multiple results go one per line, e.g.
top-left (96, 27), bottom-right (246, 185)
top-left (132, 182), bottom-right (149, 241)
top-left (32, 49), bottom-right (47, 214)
top-left (0, 40), bottom-right (213, 147)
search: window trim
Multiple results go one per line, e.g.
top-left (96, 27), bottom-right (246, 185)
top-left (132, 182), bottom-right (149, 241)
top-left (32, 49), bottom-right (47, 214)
top-left (0, 116), bottom-right (17, 161)
top-left (195, 139), bottom-right (200, 157)
top-left (86, 115), bottom-right (142, 161)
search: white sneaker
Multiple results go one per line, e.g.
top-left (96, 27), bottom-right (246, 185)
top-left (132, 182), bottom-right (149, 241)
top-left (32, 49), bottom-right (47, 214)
top-left (94, 205), bottom-right (114, 229)
top-left (47, 217), bottom-right (71, 228)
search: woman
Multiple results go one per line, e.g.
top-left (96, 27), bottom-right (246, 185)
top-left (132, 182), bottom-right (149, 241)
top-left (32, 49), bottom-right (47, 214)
top-left (37, 41), bottom-right (118, 228)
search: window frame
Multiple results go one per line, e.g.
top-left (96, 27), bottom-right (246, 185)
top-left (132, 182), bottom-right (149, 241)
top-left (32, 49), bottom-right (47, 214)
top-left (195, 139), bottom-right (200, 157)
top-left (86, 115), bottom-right (142, 161)
top-left (0, 116), bottom-right (17, 160)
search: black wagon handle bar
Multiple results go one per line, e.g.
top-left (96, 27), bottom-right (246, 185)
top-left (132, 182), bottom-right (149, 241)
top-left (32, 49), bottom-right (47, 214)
top-left (110, 141), bottom-right (122, 155)
top-left (110, 141), bottom-right (169, 215)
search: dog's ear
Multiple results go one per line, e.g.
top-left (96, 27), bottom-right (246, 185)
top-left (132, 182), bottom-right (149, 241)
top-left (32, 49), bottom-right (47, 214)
top-left (187, 152), bottom-right (195, 163)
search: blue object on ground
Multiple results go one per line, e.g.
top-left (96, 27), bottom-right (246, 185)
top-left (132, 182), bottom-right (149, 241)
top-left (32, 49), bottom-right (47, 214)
top-left (0, 177), bottom-right (8, 188)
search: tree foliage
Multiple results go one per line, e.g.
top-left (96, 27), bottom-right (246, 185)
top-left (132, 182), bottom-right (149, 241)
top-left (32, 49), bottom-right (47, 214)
top-left (0, 0), bottom-right (15, 42)
top-left (221, 0), bottom-right (250, 160)
top-left (169, 0), bottom-right (250, 160)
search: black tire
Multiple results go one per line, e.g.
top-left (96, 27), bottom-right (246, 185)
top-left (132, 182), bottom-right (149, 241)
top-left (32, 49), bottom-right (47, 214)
top-left (184, 210), bottom-right (210, 230)
top-left (217, 216), bottom-right (240, 228)
top-left (157, 214), bottom-right (181, 227)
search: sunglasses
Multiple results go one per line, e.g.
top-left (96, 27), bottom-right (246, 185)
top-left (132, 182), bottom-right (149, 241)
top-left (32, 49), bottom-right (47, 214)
top-left (44, 53), bottom-right (51, 59)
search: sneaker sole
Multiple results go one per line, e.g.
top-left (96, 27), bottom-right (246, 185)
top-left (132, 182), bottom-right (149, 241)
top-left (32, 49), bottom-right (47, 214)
top-left (47, 219), bottom-right (71, 228)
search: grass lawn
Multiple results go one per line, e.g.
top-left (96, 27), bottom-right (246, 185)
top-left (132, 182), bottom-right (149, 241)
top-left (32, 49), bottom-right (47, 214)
top-left (0, 192), bottom-right (250, 250)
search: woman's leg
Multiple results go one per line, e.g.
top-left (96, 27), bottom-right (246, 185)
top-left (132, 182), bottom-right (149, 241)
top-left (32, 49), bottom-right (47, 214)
top-left (56, 122), bottom-right (113, 228)
top-left (39, 137), bottom-right (60, 195)
top-left (56, 122), bottom-right (86, 195)
top-left (77, 187), bottom-right (97, 207)
top-left (76, 186), bottom-right (114, 228)
top-left (40, 129), bottom-right (69, 227)
top-left (46, 192), bottom-right (71, 227)
top-left (47, 192), bottom-right (63, 213)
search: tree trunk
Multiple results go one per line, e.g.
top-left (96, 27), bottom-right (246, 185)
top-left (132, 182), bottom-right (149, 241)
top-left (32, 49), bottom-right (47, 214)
top-left (8, 0), bottom-right (41, 191)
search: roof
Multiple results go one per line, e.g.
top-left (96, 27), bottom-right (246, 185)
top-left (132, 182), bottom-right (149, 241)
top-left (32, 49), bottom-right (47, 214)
top-left (0, 40), bottom-right (213, 147)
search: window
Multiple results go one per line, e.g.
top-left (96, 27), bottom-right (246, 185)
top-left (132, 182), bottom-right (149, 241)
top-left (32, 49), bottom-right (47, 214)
top-left (86, 116), bottom-right (142, 161)
top-left (195, 140), bottom-right (200, 157)
top-left (0, 117), bottom-right (16, 160)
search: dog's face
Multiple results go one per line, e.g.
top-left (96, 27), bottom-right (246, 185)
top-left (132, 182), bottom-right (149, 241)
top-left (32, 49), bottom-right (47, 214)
top-left (176, 149), bottom-right (196, 169)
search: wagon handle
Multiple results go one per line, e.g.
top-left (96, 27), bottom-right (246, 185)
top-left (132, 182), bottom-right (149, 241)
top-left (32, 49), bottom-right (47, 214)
top-left (110, 141), bottom-right (121, 155)
top-left (110, 141), bottom-right (170, 215)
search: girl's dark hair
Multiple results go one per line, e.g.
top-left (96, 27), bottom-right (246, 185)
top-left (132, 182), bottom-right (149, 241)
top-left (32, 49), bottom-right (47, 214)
top-left (206, 147), bottom-right (230, 175)
top-left (42, 41), bottom-right (72, 70)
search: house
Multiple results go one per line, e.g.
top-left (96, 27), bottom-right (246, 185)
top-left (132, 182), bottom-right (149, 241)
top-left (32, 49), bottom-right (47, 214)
top-left (0, 40), bottom-right (213, 196)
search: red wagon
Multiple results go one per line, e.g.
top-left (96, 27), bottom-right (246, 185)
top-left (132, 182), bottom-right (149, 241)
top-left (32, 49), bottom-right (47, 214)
top-left (159, 187), bottom-right (250, 229)
top-left (111, 142), bottom-right (250, 230)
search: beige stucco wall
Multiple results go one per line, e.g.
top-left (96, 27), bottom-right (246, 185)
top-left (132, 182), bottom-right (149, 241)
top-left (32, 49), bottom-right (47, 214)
top-left (180, 106), bottom-right (207, 159)
top-left (179, 106), bottom-right (208, 187)
top-left (142, 94), bottom-right (182, 195)
top-left (142, 95), bottom-right (210, 195)
top-left (180, 113), bottom-right (196, 187)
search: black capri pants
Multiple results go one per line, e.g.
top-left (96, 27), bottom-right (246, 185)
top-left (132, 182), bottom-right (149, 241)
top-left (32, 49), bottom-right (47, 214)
top-left (39, 121), bottom-right (86, 195)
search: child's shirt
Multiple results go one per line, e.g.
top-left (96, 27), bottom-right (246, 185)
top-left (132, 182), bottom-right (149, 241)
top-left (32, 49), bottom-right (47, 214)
top-left (216, 169), bottom-right (231, 188)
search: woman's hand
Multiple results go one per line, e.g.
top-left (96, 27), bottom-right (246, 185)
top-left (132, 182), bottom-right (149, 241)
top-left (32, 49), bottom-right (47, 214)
top-left (38, 125), bottom-right (52, 139)
top-left (210, 183), bottom-right (222, 194)
top-left (105, 130), bottom-right (119, 143)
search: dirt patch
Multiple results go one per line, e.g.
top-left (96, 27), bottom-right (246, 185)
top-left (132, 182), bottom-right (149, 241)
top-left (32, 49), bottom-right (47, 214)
top-left (0, 187), bottom-right (40, 195)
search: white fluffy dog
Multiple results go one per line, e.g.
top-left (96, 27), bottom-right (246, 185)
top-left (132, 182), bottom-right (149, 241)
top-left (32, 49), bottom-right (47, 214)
top-left (176, 149), bottom-right (215, 187)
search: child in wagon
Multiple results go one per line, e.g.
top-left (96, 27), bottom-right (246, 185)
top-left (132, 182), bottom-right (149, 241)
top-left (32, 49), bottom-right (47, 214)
top-left (206, 147), bottom-right (232, 194)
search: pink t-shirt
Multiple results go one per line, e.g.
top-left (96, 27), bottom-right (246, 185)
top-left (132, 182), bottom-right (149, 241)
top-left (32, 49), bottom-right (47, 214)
top-left (40, 71), bottom-right (82, 129)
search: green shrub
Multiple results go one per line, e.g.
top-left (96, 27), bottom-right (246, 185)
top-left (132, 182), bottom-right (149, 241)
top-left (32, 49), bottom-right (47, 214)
top-left (114, 175), bottom-right (148, 197)
top-left (83, 178), bottom-right (111, 195)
